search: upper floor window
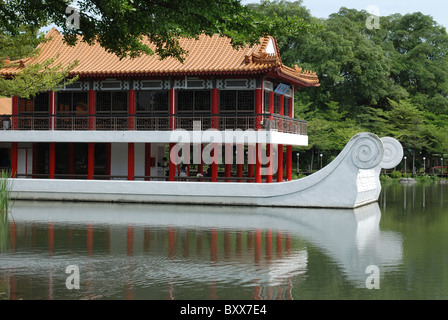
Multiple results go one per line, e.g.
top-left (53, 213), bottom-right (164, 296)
top-left (220, 90), bottom-right (255, 113)
top-left (263, 91), bottom-right (271, 114)
top-left (18, 92), bottom-right (49, 114)
top-left (57, 91), bottom-right (88, 115)
top-left (136, 90), bottom-right (169, 114)
top-left (96, 91), bottom-right (128, 114)
top-left (274, 93), bottom-right (281, 115)
top-left (177, 90), bottom-right (211, 114)
top-left (284, 96), bottom-right (291, 117)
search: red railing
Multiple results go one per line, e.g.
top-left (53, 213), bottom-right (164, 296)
top-left (2, 114), bottom-right (307, 135)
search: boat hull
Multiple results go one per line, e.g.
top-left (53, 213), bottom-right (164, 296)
top-left (9, 132), bottom-right (403, 209)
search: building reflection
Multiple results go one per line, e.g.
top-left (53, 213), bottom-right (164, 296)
top-left (3, 200), bottom-right (403, 300)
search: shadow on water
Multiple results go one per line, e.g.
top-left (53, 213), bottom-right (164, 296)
top-left (0, 197), bottom-right (406, 300)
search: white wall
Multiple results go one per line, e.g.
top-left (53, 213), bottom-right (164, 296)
top-left (110, 143), bottom-right (128, 178)
top-left (134, 143), bottom-right (145, 178)
top-left (110, 143), bottom-right (163, 179)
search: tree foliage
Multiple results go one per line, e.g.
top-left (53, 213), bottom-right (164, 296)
top-left (252, 1), bottom-right (448, 170)
top-left (1, 0), bottom-right (318, 61)
top-left (0, 0), bottom-right (318, 97)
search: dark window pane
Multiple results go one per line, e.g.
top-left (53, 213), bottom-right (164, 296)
top-left (34, 93), bottom-right (49, 113)
top-left (96, 92), bottom-right (111, 113)
top-left (195, 91), bottom-right (211, 111)
top-left (264, 91), bottom-right (271, 113)
top-left (73, 92), bottom-right (88, 114)
top-left (57, 92), bottom-right (72, 113)
top-left (284, 97), bottom-right (291, 117)
top-left (219, 90), bottom-right (236, 112)
top-left (274, 93), bottom-right (281, 115)
top-left (18, 99), bottom-right (33, 114)
top-left (237, 90), bottom-right (254, 111)
top-left (111, 92), bottom-right (128, 113)
top-left (177, 91), bottom-right (194, 112)
top-left (136, 91), bottom-right (151, 113)
top-left (152, 91), bottom-right (169, 112)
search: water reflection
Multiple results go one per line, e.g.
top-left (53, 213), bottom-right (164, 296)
top-left (380, 180), bottom-right (447, 212)
top-left (0, 199), bottom-right (405, 300)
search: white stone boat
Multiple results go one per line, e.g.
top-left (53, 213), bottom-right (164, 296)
top-left (9, 132), bottom-right (403, 209)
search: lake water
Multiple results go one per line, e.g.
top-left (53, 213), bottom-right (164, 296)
top-left (0, 181), bottom-right (447, 300)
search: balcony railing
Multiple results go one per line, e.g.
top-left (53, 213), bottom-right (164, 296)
top-left (1, 114), bottom-right (307, 135)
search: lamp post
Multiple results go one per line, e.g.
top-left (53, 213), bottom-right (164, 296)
top-left (441, 158), bottom-right (444, 176)
top-left (296, 153), bottom-right (299, 174)
top-left (423, 157), bottom-right (426, 174)
top-left (412, 151), bottom-right (416, 175)
top-left (320, 153), bottom-right (323, 170)
top-left (404, 156), bottom-right (407, 174)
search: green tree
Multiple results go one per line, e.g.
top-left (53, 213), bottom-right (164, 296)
top-left (384, 99), bottom-right (427, 153)
top-left (0, 26), bottom-right (78, 98)
top-left (1, 0), bottom-right (318, 97)
top-left (2, 0), bottom-right (317, 61)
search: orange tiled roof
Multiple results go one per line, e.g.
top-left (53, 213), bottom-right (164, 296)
top-left (0, 97), bottom-right (11, 115)
top-left (1, 28), bottom-right (319, 87)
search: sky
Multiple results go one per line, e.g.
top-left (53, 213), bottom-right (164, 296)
top-left (243, 0), bottom-right (448, 28)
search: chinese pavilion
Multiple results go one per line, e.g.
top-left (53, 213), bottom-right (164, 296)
top-left (0, 28), bottom-right (319, 184)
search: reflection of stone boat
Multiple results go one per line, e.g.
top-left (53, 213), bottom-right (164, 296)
top-left (9, 200), bottom-right (402, 291)
top-left (9, 132), bottom-right (403, 208)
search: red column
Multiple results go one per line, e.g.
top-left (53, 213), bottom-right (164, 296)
top-left (211, 145), bottom-right (218, 182)
top-left (210, 228), bottom-right (218, 262)
top-left (169, 88), bottom-right (176, 130)
top-left (236, 144), bottom-right (243, 182)
top-left (279, 94), bottom-right (284, 132)
top-left (254, 229), bottom-right (261, 263)
top-left (255, 144), bottom-right (262, 183)
top-left (49, 142), bottom-right (55, 179)
top-left (88, 90), bottom-right (95, 130)
top-left (266, 144), bottom-right (272, 183)
top-left (277, 144), bottom-right (283, 182)
top-left (10, 221), bottom-right (16, 252)
top-left (49, 91), bottom-right (55, 130)
top-left (169, 143), bottom-right (176, 181)
top-left (145, 143), bottom-right (151, 181)
top-left (128, 143), bottom-right (134, 181)
top-left (289, 93), bottom-right (294, 118)
top-left (128, 89), bottom-right (135, 130)
top-left (287, 94), bottom-right (293, 181)
top-left (266, 229), bottom-right (272, 261)
top-left (270, 92), bottom-right (274, 114)
top-left (286, 145), bottom-right (292, 181)
top-left (280, 95), bottom-right (284, 116)
top-left (127, 225), bottom-right (134, 256)
top-left (11, 96), bottom-right (18, 130)
top-left (212, 88), bottom-right (219, 129)
top-left (88, 142), bottom-right (94, 180)
top-left (225, 144), bottom-right (232, 182)
top-left (225, 164), bottom-right (231, 182)
top-left (87, 224), bottom-right (93, 256)
top-left (198, 144), bottom-right (204, 179)
top-left (255, 88), bottom-right (263, 129)
top-left (48, 222), bottom-right (54, 255)
top-left (11, 142), bottom-right (18, 178)
top-left (248, 144), bottom-right (255, 182)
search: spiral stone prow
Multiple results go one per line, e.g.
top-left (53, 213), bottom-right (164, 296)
top-left (350, 133), bottom-right (384, 169)
top-left (379, 137), bottom-right (404, 169)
